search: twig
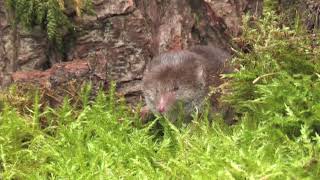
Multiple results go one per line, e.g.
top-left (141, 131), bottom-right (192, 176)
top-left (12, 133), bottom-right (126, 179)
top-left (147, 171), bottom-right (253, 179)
top-left (252, 73), bottom-right (278, 84)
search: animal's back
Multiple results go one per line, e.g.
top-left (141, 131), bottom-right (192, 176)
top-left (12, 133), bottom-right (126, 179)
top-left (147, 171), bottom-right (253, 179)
top-left (190, 45), bottom-right (232, 78)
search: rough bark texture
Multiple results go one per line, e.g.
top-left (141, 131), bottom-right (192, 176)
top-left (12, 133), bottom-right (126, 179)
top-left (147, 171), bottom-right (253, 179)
top-left (0, 0), bottom-right (263, 104)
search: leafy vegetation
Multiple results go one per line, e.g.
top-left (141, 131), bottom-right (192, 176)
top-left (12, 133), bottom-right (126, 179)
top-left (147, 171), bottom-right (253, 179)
top-left (1, 84), bottom-right (319, 179)
top-left (4, 0), bottom-right (93, 47)
top-left (1, 3), bottom-right (320, 180)
top-left (227, 10), bottom-right (320, 137)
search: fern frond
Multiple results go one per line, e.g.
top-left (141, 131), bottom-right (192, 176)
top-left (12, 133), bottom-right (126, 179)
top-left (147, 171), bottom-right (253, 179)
top-left (4, 0), bottom-right (93, 49)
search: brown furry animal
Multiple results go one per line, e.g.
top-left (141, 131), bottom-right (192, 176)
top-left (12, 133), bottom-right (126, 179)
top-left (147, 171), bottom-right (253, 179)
top-left (142, 45), bottom-right (233, 123)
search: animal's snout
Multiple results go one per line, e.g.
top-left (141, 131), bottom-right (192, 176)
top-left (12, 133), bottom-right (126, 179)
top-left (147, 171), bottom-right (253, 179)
top-left (157, 96), bottom-right (166, 113)
top-left (156, 92), bottom-right (176, 114)
top-left (157, 105), bottom-right (165, 113)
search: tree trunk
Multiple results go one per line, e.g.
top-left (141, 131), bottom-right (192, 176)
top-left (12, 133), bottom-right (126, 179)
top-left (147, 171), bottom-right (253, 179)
top-left (0, 0), bottom-right (263, 105)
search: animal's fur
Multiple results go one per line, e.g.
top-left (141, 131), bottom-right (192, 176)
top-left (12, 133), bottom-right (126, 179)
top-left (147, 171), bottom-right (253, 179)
top-left (142, 45), bottom-right (233, 123)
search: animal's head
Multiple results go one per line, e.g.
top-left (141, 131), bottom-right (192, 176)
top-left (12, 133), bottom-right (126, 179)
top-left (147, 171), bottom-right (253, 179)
top-left (142, 52), bottom-right (207, 118)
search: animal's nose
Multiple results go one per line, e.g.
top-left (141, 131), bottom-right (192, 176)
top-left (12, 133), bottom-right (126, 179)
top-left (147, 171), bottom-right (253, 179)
top-left (157, 106), bottom-right (165, 113)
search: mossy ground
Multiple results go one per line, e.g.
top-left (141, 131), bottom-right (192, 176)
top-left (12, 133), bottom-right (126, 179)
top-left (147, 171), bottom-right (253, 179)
top-left (1, 88), bottom-right (319, 179)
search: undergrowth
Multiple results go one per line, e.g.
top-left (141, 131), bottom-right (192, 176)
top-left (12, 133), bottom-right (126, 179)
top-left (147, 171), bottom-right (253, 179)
top-left (1, 83), bottom-right (319, 179)
top-left (227, 10), bottom-right (320, 137)
top-left (1, 4), bottom-right (320, 180)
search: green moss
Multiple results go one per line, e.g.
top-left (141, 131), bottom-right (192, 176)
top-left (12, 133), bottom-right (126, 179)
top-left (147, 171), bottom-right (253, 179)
top-left (0, 85), bottom-right (319, 179)
top-left (226, 9), bottom-right (320, 136)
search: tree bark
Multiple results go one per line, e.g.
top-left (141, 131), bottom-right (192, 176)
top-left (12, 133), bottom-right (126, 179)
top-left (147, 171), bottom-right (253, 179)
top-left (1, 0), bottom-right (263, 104)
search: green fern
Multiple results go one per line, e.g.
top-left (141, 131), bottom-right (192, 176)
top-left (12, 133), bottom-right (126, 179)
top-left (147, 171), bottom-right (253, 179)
top-left (5, 0), bottom-right (92, 48)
